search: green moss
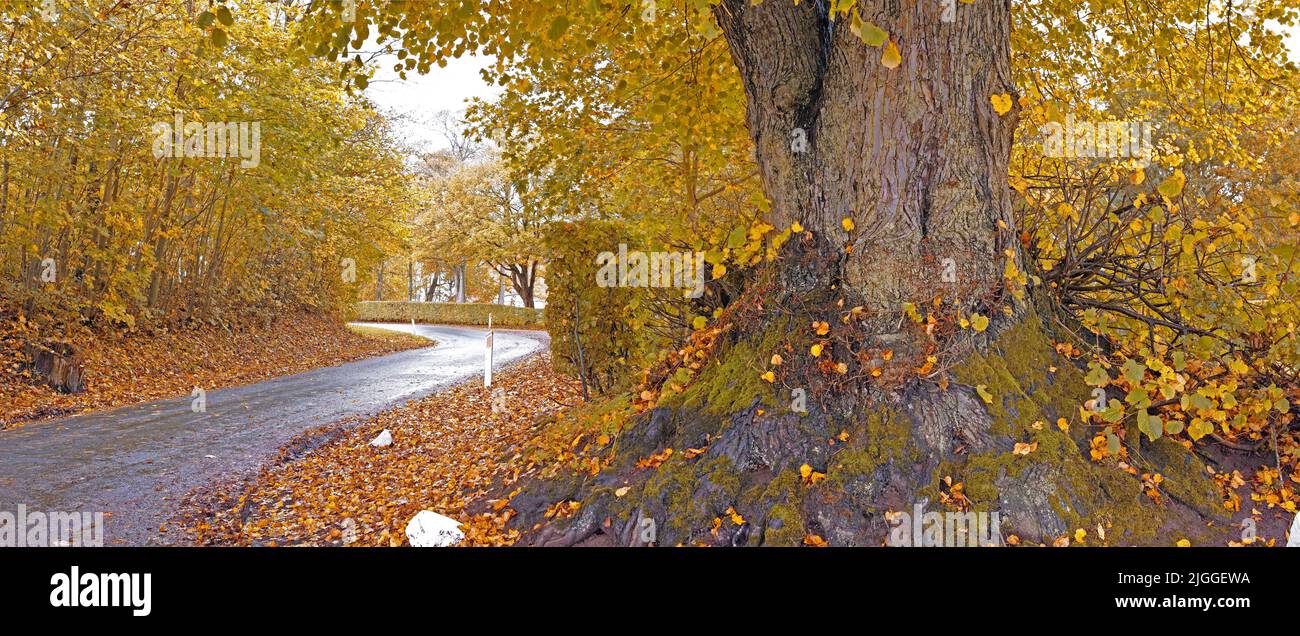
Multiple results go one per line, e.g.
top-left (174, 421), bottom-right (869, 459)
top-left (943, 312), bottom-right (1182, 543)
top-left (952, 310), bottom-right (1092, 439)
top-left (660, 319), bottom-right (789, 416)
top-left (1134, 437), bottom-right (1229, 519)
top-left (748, 465), bottom-right (806, 546)
top-left (640, 454), bottom-right (702, 535)
top-left (763, 503), bottom-right (806, 546)
top-left (701, 456), bottom-right (742, 500)
top-left (827, 408), bottom-right (915, 489)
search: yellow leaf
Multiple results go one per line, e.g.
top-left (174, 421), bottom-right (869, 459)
top-left (1176, 538), bottom-right (1191, 547)
top-left (976, 385), bottom-right (994, 404)
top-left (1158, 169), bottom-right (1186, 198)
top-left (760, 371), bottom-right (775, 383)
top-left (841, 217), bottom-right (855, 232)
top-left (791, 221), bottom-right (804, 233)
top-left (712, 263), bottom-right (727, 280)
top-left (770, 353), bottom-right (783, 366)
top-left (810, 343), bottom-right (824, 358)
top-left (727, 507), bottom-right (745, 525)
top-left (990, 93), bottom-right (1013, 116)
top-left (881, 39), bottom-right (902, 69)
top-left (971, 313), bottom-right (989, 332)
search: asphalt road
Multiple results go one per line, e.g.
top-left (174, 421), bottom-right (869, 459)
top-left (0, 323), bottom-right (547, 546)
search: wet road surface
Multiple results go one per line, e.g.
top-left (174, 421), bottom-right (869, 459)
top-left (0, 323), bottom-right (546, 546)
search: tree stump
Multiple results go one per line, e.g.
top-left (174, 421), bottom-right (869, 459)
top-left (24, 341), bottom-right (85, 394)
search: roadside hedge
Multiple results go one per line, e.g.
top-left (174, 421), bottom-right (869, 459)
top-left (353, 302), bottom-right (544, 328)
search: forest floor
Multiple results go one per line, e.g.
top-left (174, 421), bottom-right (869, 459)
top-left (179, 352), bottom-right (584, 547)
top-left (0, 314), bottom-right (431, 429)
top-left (177, 351), bottom-right (1300, 547)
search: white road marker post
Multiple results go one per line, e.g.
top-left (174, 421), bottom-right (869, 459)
top-left (484, 313), bottom-right (494, 388)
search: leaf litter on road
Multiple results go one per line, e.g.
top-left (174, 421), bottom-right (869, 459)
top-left (183, 353), bottom-right (583, 547)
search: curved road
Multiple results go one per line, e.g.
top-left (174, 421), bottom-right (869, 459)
top-left (0, 323), bottom-right (546, 546)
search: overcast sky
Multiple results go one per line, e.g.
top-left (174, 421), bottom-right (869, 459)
top-left (365, 52), bottom-right (502, 153)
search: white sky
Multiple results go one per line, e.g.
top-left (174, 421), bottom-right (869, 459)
top-left (365, 52), bottom-right (502, 153)
top-left (365, 29), bottom-right (1300, 152)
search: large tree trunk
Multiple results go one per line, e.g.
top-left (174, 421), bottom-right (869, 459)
top-left (717, 0), bottom-right (1017, 323)
top-left (508, 0), bottom-right (1234, 548)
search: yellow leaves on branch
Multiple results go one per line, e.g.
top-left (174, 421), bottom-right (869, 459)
top-left (1157, 169), bottom-right (1186, 198)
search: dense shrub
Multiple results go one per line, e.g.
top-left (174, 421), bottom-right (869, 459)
top-left (543, 220), bottom-right (650, 395)
top-left (353, 302), bottom-right (543, 328)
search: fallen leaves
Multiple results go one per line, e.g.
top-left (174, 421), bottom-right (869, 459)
top-left (636, 447), bottom-right (675, 469)
top-left (182, 352), bottom-right (583, 547)
top-left (799, 463), bottom-right (825, 486)
top-left (0, 314), bottom-right (430, 430)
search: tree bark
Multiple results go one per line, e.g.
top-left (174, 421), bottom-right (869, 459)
top-left (714, 0), bottom-right (1018, 323)
top-left (454, 263), bottom-right (467, 303)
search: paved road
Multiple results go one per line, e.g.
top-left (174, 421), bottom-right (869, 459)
top-left (0, 324), bottom-right (547, 546)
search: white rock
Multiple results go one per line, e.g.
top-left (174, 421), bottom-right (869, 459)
top-left (1288, 513), bottom-right (1300, 547)
top-left (369, 429), bottom-right (392, 448)
top-left (404, 510), bottom-right (465, 547)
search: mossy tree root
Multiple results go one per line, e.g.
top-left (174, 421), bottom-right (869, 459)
top-left (512, 310), bottom-right (1235, 547)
